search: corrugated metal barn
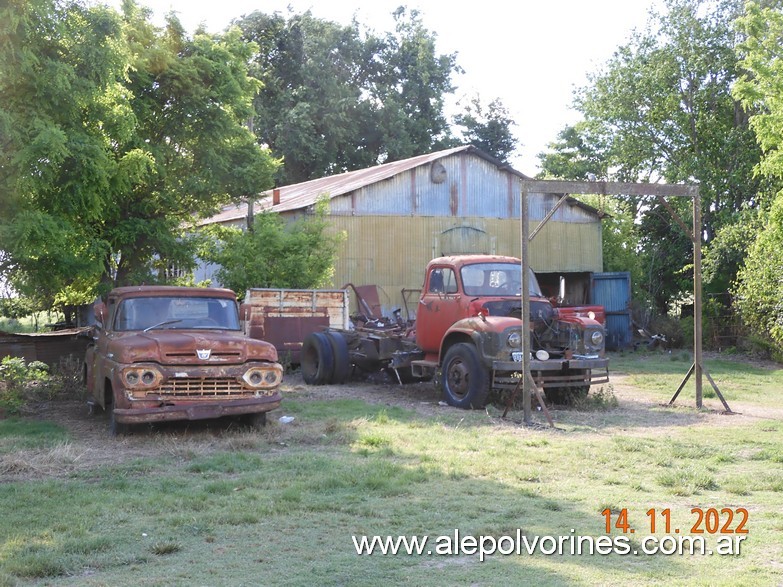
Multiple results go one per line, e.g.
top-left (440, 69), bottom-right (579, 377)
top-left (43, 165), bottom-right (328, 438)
top-left (200, 145), bottom-right (608, 319)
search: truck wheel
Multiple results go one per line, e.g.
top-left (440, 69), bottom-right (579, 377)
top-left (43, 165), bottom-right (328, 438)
top-left (441, 343), bottom-right (490, 409)
top-left (301, 332), bottom-right (335, 385)
top-left (326, 331), bottom-right (351, 384)
top-left (109, 409), bottom-right (129, 436)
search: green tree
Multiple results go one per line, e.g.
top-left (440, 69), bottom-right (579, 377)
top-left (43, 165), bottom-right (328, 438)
top-left (732, 0), bottom-right (783, 354)
top-left (235, 7), bottom-right (462, 184)
top-left (106, 2), bottom-right (278, 286)
top-left (452, 95), bottom-right (518, 162)
top-left (0, 0), bottom-right (129, 312)
top-left (236, 10), bottom-right (376, 184)
top-left (373, 7), bottom-right (460, 161)
top-left (0, 0), bottom-right (279, 314)
top-left (733, 194), bottom-right (783, 355)
top-left (538, 0), bottom-right (763, 313)
top-left (537, 122), bottom-right (609, 181)
top-left (200, 199), bottom-right (345, 297)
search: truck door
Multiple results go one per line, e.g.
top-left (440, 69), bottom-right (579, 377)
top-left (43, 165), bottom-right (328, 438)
top-left (416, 266), bottom-right (463, 353)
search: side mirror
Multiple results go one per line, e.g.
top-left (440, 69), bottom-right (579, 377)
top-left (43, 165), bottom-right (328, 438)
top-left (94, 301), bottom-right (107, 326)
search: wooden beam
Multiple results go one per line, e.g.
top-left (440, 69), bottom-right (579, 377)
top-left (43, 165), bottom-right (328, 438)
top-left (530, 193), bottom-right (570, 242)
top-left (657, 195), bottom-right (694, 242)
top-left (693, 191), bottom-right (704, 408)
top-left (519, 179), bottom-right (730, 414)
top-left (520, 180), bottom-right (697, 198)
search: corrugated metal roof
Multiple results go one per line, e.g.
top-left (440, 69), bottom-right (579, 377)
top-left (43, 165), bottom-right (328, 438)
top-left (201, 146), bottom-right (524, 225)
top-left (200, 145), bottom-right (602, 226)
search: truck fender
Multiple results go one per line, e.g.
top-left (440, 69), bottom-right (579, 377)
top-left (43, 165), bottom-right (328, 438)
top-left (440, 316), bottom-right (518, 367)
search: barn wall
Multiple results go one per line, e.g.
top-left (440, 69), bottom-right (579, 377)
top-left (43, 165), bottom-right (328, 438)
top-left (330, 153), bottom-right (599, 224)
top-left (199, 151), bottom-right (605, 312)
top-left (325, 215), bottom-right (602, 316)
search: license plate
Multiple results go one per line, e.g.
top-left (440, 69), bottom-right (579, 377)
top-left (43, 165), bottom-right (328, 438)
top-left (512, 351), bottom-right (524, 362)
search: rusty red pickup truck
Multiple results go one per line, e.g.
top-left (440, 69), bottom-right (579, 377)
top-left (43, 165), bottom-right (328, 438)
top-left (84, 286), bottom-right (283, 434)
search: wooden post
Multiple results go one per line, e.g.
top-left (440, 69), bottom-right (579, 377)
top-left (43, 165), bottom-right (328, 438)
top-left (521, 184), bottom-right (532, 424)
top-left (514, 180), bottom-right (727, 414)
top-left (693, 189), bottom-right (703, 408)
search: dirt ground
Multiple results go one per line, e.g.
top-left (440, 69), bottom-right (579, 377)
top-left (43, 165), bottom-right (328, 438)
top-left (2, 363), bottom-right (782, 482)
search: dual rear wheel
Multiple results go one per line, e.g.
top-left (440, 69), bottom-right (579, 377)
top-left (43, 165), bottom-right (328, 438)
top-left (301, 331), bottom-right (351, 385)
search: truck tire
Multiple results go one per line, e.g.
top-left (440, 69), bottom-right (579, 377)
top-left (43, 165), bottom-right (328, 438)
top-left (441, 343), bottom-right (490, 409)
top-left (301, 332), bottom-right (335, 385)
top-left (109, 409), bottom-right (129, 436)
top-left (105, 383), bottom-right (129, 436)
top-left (326, 331), bottom-right (351, 384)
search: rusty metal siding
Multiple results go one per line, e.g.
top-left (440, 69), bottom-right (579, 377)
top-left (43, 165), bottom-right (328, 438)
top-left (332, 160), bottom-right (460, 217)
top-left (324, 216), bottom-right (602, 316)
top-left (198, 148), bottom-right (606, 308)
top-left (527, 192), bottom-right (600, 223)
top-left (357, 174), bottom-right (416, 215)
top-left (324, 153), bottom-right (601, 223)
top-left (0, 329), bottom-right (90, 367)
top-left (461, 156), bottom-right (513, 218)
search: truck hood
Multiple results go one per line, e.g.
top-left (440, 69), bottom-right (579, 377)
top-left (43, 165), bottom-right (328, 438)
top-left (107, 330), bottom-right (278, 364)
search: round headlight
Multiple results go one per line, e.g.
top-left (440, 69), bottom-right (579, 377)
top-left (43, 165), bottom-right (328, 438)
top-left (125, 371), bottom-right (139, 385)
top-left (248, 370), bottom-right (263, 385)
top-left (591, 331), bottom-right (604, 346)
top-left (264, 370), bottom-right (279, 384)
top-left (507, 331), bottom-right (522, 348)
top-left (141, 370), bottom-right (156, 385)
top-left (588, 311), bottom-right (596, 320)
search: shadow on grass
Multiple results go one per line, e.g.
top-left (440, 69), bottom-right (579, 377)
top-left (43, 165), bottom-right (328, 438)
top-left (0, 431), bottom-right (703, 587)
top-left (0, 390), bottom-right (777, 584)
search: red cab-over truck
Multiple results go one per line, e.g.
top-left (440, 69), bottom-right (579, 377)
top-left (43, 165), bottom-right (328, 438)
top-left (301, 255), bottom-right (609, 408)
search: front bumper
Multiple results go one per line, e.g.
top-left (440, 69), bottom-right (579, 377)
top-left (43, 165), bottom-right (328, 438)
top-left (113, 394), bottom-right (282, 424)
top-left (491, 357), bottom-right (609, 390)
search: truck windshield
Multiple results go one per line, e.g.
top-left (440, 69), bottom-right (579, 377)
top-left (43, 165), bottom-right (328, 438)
top-left (114, 296), bottom-right (240, 331)
top-left (460, 263), bottom-right (543, 297)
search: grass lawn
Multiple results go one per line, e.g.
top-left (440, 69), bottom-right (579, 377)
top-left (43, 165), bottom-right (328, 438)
top-left (0, 351), bottom-right (781, 586)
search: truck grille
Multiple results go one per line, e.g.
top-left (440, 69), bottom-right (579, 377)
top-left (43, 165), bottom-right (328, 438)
top-left (142, 377), bottom-right (273, 398)
top-left (163, 351), bottom-right (242, 361)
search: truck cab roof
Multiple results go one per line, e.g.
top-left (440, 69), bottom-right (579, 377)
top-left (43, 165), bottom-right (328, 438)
top-left (107, 285), bottom-right (237, 300)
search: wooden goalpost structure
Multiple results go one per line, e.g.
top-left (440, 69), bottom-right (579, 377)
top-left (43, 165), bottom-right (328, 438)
top-left (512, 180), bottom-right (733, 425)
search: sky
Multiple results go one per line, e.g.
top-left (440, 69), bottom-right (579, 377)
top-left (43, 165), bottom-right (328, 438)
top-left (100, 0), bottom-right (662, 174)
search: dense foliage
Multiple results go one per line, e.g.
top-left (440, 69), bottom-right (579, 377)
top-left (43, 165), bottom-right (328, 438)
top-left (0, 0), bottom-right (279, 306)
top-left (234, 8), bottom-right (517, 184)
top-left (732, 1), bottom-right (783, 356)
top-left (538, 0), bottom-right (768, 334)
top-left (199, 199), bottom-right (345, 298)
top-left (0, 1), bottom-right (516, 323)
top-left (452, 96), bottom-right (519, 163)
